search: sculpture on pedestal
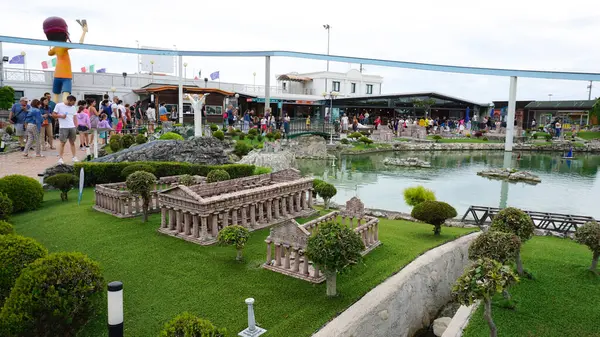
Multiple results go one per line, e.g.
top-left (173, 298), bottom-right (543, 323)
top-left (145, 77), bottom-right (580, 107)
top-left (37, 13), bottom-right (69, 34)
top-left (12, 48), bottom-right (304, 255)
top-left (187, 93), bottom-right (209, 137)
top-left (43, 17), bottom-right (87, 103)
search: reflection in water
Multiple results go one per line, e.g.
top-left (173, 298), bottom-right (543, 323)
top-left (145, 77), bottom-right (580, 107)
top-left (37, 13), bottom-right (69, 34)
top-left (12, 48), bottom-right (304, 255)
top-left (297, 151), bottom-right (600, 218)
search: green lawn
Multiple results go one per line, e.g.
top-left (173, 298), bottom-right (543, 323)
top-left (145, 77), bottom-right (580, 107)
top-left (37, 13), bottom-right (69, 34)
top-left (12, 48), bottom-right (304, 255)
top-left (566, 131), bottom-right (600, 141)
top-left (463, 236), bottom-right (600, 337)
top-left (10, 189), bottom-right (475, 337)
top-left (426, 136), bottom-right (503, 143)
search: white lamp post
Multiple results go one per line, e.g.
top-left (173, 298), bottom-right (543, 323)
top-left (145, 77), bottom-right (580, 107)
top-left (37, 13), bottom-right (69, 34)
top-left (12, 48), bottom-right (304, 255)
top-left (253, 72), bottom-right (256, 88)
top-left (183, 62), bottom-right (188, 80)
top-left (107, 281), bottom-right (123, 337)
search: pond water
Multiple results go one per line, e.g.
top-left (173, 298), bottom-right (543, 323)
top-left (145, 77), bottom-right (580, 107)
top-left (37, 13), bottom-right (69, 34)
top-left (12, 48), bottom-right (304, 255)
top-left (297, 151), bottom-right (600, 219)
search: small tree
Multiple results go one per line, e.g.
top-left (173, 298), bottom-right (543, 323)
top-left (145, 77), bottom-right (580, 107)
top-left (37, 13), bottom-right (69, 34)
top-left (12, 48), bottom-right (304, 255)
top-left (217, 225), bottom-right (250, 261)
top-left (178, 174), bottom-right (195, 187)
top-left (126, 171), bottom-right (157, 223)
top-left (212, 130), bottom-right (225, 141)
top-left (206, 169), bottom-right (230, 183)
top-left (490, 207), bottom-right (534, 277)
top-left (452, 258), bottom-right (519, 337)
top-left (45, 174), bottom-right (78, 201)
top-left (469, 231), bottom-right (521, 264)
top-left (358, 136), bottom-right (373, 146)
top-left (0, 86), bottom-right (15, 110)
top-left (574, 221), bottom-right (600, 274)
top-left (305, 221), bottom-right (364, 297)
top-left (411, 200), bottom-right (457, 235)
top-left (316, 183), bottom-right (337, 209)
top-left (403, 185), bottom-right (436, 207)
top-left (160, 312), bottom-right (227, 337)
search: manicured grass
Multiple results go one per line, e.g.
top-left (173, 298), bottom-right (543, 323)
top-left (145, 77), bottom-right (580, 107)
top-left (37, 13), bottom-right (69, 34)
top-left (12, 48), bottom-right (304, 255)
top-left (10, 189), bottom-right (475, 337)
top-left (426, 136), bottom-right (502, 143)
top-left (393, 138), bottom-right (412, 142)
top-left (463, 236), bottom-right (600, 337)
top-left (569, 131), bottom-right (600, 140)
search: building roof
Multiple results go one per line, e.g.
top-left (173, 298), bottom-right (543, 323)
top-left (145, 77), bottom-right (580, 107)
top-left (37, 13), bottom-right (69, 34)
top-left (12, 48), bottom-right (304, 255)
top-left (277, 74), bottom-right (312, 82)
top-left (133, 84), bottom-right (234, 96)
top-left (334, 92), bottom-right (487, 107)
top-left (236, 91), bottom-right (324, 102)
top-left (524, 100), bottom-right (596, 110)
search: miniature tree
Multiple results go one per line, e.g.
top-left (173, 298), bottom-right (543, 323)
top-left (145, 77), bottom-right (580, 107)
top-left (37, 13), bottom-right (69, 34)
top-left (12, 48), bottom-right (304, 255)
top-left (178, 174), bottom-right (195, 187)
top-left (206, 169), bottom-right (230, 183)
top-left (126, 171), bottom-right (157, 223)
top-left (217, 225), bottom-right (250, 261)
top-left (316, 183), bottom-right (337, 210)
top-left (44, 174), bottom-right (78, 201)
top-left (574, 221), bottom-right (600, 274)
top-left (469, 231), bottom-right (521, 264)
top-left (305, 221), bottom-right (364, 297)
top-left (403, 185), bottom-right (436, 207)
top-left (453, 258), bottom-right (519, 337)
top-left (490, 207), bottom-right (535, 277)
top-left (411, 200), bottom-right (457, 235)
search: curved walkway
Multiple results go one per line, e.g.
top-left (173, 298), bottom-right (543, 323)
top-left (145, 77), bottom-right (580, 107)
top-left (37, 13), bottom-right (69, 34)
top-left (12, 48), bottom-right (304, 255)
top-left (0, 139), bottom-right (82, 179)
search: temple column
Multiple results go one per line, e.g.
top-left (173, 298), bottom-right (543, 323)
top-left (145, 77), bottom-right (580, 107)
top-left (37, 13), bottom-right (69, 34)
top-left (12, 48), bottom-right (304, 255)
top-left (342, 216), bottom-right (346, 227)
top-left (125, 198), bottom-right (131, 216)
top-left (288, 194), bottom-right (294, 215)
top-left (280, 197), bottom-right (287, 217)
top-left (265, 240), bottom-right (272, 264)
top-left (266, 200), bottom-right (273, 222)
top-left (169, 208), bottom-right (176, 230)
top-left (313, 264), bottom-right (320, 278)
top-left (241, 206), bottom-right (248, 228)
top-left (250, 204), bottom-right (256, 228)
top-left (161, 207), bottom-right (167, 228)
top-left (222, 210), bottom-right (229, 227)
top-left (275, 243), bottom-right (282, 267)
top-left (274, 198), bottom-right (280, 219)
top-left (295, 192), bottom-right (301, 212)
top-left (231, 208), bottom-right (239, 226)
top-left (302, 251), bottom-right (309, 276)
top-left (293, 247), bottom-right (301, 272)
top-left (211, 213), bottom-right (219, 238)
top-left (258, 202), bottom-right (265, 223)
top-left (283, 244), bottom-right (291, 269)
top-left (200, 216), bottom-right (208, 240)
top-left (154, 193), bottom-right (160, 209)
top-left (308, 190), bottom-right (313, 208)
top-left (192, 214), bottom-right (200, 238)
top-left (374, 223), bottom-right (379, 241)
top-left (175, 210), bottom-right (183, 233)
top-left (184, 212), bottom-right (191, 235)
top-left (301, 191), bottom-right (307, 210)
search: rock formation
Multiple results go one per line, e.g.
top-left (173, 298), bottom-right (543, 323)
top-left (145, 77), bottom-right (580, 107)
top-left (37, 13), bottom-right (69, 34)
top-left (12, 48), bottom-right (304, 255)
top-left (285, 135), bottom-right (333, 159)
top-left (477, 168), bottom-right (541, 184)
top-left (383, 157), bottom-right (432, 168)
top-left (238, 149), bottom-right (296, 172)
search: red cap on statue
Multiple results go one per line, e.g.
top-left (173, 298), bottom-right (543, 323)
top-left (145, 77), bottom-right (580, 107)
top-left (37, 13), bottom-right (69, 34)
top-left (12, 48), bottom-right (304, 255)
top-left (43, 16), bottom-right (70, 42)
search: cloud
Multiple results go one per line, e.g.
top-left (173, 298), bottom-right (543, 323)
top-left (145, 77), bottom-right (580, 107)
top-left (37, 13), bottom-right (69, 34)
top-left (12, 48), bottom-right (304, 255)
top-left (1, 0), bottom-right (599, 102)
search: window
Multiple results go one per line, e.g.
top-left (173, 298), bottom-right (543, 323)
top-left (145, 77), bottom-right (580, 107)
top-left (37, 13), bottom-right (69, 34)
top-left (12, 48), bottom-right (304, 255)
top-left (366, 84), bottom-right (373, 94)
top-left (205, 105), bottom-right (223, 115)
top-left (13, 90), bottom-right (24, 103)
top-left (282, 82), bottom-right (287, 91)
top-left (332, 81), bottom-right (340, 92)
top-left (351, 83), bottom-right (356, 93)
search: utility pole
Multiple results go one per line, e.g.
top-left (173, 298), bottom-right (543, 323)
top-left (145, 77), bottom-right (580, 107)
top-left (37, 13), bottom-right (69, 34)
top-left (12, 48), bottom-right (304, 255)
top-left (587, 81), bottom-right (593, 100)
top-left (323, 24), bottom-right (331, 92)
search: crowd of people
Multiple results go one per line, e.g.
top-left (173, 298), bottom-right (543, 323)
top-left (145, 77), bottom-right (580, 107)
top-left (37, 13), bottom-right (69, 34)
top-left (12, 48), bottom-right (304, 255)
top-left (222, 106), bottom-right (293, 135)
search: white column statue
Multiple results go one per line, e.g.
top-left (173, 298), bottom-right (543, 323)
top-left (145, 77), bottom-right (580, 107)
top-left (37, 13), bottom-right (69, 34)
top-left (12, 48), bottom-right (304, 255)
top-left (187, 93), bottom-right (210, 137)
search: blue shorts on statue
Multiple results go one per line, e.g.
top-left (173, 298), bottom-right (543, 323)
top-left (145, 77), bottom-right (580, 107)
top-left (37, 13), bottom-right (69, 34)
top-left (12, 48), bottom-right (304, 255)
top-left (52, 77), bottom-right (72, 94)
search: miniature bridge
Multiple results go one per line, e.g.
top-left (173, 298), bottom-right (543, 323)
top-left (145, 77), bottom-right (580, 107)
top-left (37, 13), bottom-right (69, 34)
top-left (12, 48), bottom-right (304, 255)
top-left (285, 119), bottom-right (337, 140)
top-left (461, 205), bottom-right (596, 234)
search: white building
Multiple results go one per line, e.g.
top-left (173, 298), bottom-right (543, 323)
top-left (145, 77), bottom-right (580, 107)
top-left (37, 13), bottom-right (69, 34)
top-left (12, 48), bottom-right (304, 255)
top-left (276, 70), bottom-right (383, 98)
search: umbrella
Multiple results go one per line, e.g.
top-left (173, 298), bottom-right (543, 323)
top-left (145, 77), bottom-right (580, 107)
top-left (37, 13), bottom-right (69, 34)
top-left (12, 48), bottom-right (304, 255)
top-left (465, 107), bottom-right (470, 123)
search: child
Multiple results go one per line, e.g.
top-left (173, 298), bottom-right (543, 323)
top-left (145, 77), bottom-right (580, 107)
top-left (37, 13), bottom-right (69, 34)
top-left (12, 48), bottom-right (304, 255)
top-left (76, 103), bottom-right (91, 149)
top-left (97, 113), bottom-right (111, 144)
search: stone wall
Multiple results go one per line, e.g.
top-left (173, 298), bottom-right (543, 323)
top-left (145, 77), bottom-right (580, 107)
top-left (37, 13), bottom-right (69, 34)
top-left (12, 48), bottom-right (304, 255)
top-left (312, 232), bottom-right (480, 337)
top-left (391, 141), bottom-right (600, 152)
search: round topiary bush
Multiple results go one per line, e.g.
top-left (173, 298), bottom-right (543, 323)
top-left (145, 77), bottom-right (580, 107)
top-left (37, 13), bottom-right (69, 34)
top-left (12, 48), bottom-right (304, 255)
top-left (274, 131), bottom-right (282, 140)
top-left (5, 125), bottom-right (14, 136)
top-left (218, 225), bottom-right (250, 261)
top-left (135, 133), bottom-right (147, 145)
top-left (482, 137), bottom-right (489, 141)
top-left (121, 134), bottom-right (135, 148)
top-left (349, 132), bottom-right (362, 139)
top-left (257, 134), bottom-right (264, 142)
top-left (411, 200), bottom-right (457, 235)
top-left (209, 124), bottom-right (219, 132)
top-left (490, 207), bottom-right (535, 276)
top-left (45, 174), bottom-right (78, 201)
top-left (432, 135), bottom-right (443, 141)
top-left (545, 133), bottom-right (552, 141)
top-left (126, 171), bottom-right (157, 223)
top-left (359, 136), bottom-right (373, 145)
top-left (316, 182), bottom-right (337, 209)
top-left (178, 174), bottom-right (195, 186)
top-left (238, 133), bottom-right (246, 140)
top-left (0, 252), bottom-right (105, 337)
top-left (340, 138), bottom-right (349, 145)
top-left (574, 221), bottom-right (600, 273)
top-left (213, 130), bottom-right (225, 141)
top-left (403, 185), bottom-right (436, 207)
top-left (469, 230), bottom-right (521, 264)
top-left (248, 128), bottom-right (258, 136)
top-left (233, 140), bottom-right (252, 157)
top-left (109, 137), bottom-right (122, 152)
top-left (0, 192), bottom-right (13, 220)
top-left (159, 132), bottom-right (185, 141)
top-left (159, 312), bottom-right (227, 337)
top-left (121, 164), bottom-right (157, 179)
top-left (0, 234), bottom-right (47, 304)
top-left (532, 133), bottom-right (539, 139)
top-left (0, 175), bottom-right (44, 213)
top-left (0, 220), bottom-right (14, 235)
top-left (206, 169), bottom-right (230, 183)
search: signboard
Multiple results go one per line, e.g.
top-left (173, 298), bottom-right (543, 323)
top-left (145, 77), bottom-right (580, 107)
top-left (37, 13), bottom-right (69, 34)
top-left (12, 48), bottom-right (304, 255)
top-left (249, 98), bottom-right (317, 105)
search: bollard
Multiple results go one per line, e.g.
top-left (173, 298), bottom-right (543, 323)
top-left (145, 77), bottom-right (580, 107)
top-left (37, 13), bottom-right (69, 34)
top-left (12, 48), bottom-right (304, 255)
top-left (238, 298), bottom-right (267, 337)
top-left (107, 281), bottom-right (124, 337)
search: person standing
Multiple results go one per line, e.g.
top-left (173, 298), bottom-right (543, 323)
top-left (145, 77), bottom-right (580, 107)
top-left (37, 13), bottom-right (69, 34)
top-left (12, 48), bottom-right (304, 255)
top-left (52, 95), bottom-right (79, 164)
top-left (23, 99), bottom-right (44, 157)
top-left (111, 96), bottom-right (120, 127)
top-left (76, 104), bottom-right (91, 149)
top-left (8, 97), bottom-right (30, 151)
top-left (555, 120), bottom-right (562, 139)
top-left (226, 105), bottom-right (235, 132)
top-left (87, 98), bottom-right (99, 148)
top-left (159, 102), bottom-right (169, 123)
top-left (374, 116), bottom-right (381, 130)
top-left (283, 113), bottom-right (291, 135)
top-left (531, 118), bottom-right (537, 130)
top-left (146, 102), bottom-right (156, 133)
top-left (305, 115), bottom-right (311, 130)
top-left (40, 96), bottom-right (55, 150)
top-left (243, 110), bottom-right (251, 133)
top-left (341, 113), bottom-right (349, 133)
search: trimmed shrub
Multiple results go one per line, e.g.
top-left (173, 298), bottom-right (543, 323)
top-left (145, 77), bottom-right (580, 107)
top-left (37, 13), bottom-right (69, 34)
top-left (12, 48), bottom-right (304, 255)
top-left (135, 133), bottom-right (147, 144)
top-left (159, 312), bottom-right (227, 337)
top-left (209, 124), bottom-right (219, 132)
top-left (0, 192), bottom-right (12, 220)
top-left (248, 128), bottom-right (258, 136)
top-left (238, 133), bottom-right (246, 140)
top-left (121, 164), bottom-right (157, 179)
top-left (109, 137), bottom-right (122, 152)
top-left (469, 231), bottom-right (521, 264)
top-left (45, 174), bottom-right (78, 201)
top-left (0, 220), bottom-right (14, 235)
top-left (411, 200), bottom-right (457, 235)
top-left (5, 125), bottom-right (14, 136)
top-left (0, 175), bottom-right (44, 213)
top-left (0, 252), bottom-right (105, 337)
top-left (466, 134), bottom-right (471, 138)
top-left (359, 136), bottom-right (373, 145)
top-left (545, 133), bottom-right (552, 142)
top-left (305, 221), bottom-right (364, 296)
top-left (121, 134), bottom-right (135, 148)
top-left (340, 138), bottom-right (349, 145)
top-left (218, 225), bottom-right (250, 261)
top-left (490, 207), bottom-right (535, 276)
top-left (126, 171), bottom-right (157, 222)
top-left (274, 131), bottom-right (282, 140)
top-left (0, 235), bottom-right (47, 305)
top-left (432, 135), bottom-right (443, 142)
top-left (110, 134), bottom-right (122, 143)
top-left (257, 134), bottom-right (264, 142)
top-left (247, 134), bottom-right (256, 142)
top-left (482, 137), bottom-right (489, 141)
top-left (253, 166), bottom-right (271, 175)
top-left (159, 132), bottom-right (184, 141)
top-left (403, 185), bottom-right (436, 207)
top-left (212, 130), bottom-right (225, 141)
top-left (532, 133), bottom-right (539, 139)
top-left (233, 140), bottom-right (252, 157)
top-left (348, 132), bottom-right (362, 139)
top-left (206, 169), bottom-right (230, 183)
top-left (265, 132), bottom-right (275, 141)
top-left (316, 182), bottom-right (337, 209)
top-left (178, 174), bottom-right (196, 186)
top-left (574, 221), bottom-right (600, 273)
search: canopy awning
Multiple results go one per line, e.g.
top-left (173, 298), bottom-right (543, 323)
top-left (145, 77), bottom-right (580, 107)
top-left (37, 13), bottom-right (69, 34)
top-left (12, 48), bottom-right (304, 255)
top-left (277, 74), bottom-right (312, 82)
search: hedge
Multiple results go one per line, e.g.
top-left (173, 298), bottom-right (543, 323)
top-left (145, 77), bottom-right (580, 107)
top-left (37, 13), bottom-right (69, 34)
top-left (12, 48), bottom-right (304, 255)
top-left (74, 162), bottom-right (256, 186)
top-left (0, 220), bottom-right (14, 235)
top-left (0, 175), bottom-right (44, 213)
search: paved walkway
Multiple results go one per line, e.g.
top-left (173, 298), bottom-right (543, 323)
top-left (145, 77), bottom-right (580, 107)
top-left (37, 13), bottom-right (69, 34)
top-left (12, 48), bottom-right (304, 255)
top-left (0, 139), bottom-right (87, 179)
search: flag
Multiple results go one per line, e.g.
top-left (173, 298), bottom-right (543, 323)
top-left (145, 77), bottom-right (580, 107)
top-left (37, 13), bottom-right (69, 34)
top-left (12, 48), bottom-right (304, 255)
top-left (81, 67), bottom-right (86, 73)
top-left (9, 55), bottom-right (24, 64)
top-left (51, 58), bottom-right (57, 67)
top-left (96, 68), bottom-right (106, 73)
top-left (194, 76), bottom-right (199, 80)
top-left (77, 168), bottom-right (84, 205)
top-left (89, 65), bottom-right (95, 73)
top-left (41, 61), bottom-right (49, 69)
top-left (210, 71), bottom-right (219, 80)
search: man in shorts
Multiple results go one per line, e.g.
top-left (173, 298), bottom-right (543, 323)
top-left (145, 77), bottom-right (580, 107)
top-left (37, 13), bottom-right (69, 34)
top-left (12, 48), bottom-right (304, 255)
top-left (52, 95), bottom-right (79, 164)
top-left (8, 97), bottom-right (30, 151)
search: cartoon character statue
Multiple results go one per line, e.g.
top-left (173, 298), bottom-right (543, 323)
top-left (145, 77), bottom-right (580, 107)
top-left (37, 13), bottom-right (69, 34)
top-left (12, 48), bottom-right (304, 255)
top-left (43, 17), bottom-right (87, 103)
top-left (187, 93), bottom-right (210, 137)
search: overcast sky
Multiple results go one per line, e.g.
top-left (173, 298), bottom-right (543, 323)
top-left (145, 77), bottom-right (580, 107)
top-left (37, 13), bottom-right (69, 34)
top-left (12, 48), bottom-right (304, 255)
top-left (1, 0), bottom-right (599, 103)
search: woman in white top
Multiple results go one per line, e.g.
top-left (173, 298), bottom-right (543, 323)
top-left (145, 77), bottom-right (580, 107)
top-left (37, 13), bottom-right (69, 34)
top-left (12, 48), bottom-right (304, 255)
top-left (146, 102), bottom-right (156, 133)
top-left (341, 114), bottom-right (349, 132)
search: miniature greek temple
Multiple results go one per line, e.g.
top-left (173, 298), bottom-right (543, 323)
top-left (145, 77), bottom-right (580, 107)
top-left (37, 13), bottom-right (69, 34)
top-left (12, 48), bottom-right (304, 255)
top-left (157, 169), bottom-right (315, 245)
top-left (94, 175), bottom-right (205, 218)
top-left (263, 197), bottom-right (381, 283)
